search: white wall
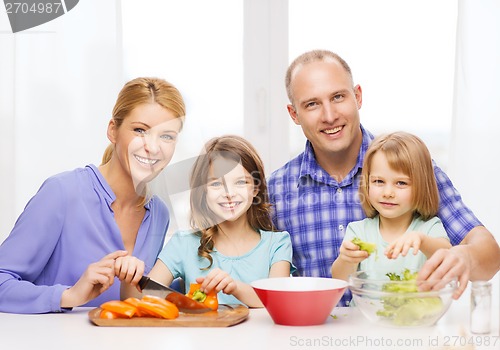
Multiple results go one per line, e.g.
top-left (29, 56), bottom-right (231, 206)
top-left (449, 0), bottom-right (500, 243)
top-left (0, 1), bottom-right (123, 242)
top-left (1, 0), bottom-right (499, 246)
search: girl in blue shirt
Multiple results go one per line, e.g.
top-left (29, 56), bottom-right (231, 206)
top-left (331, 132), bottom-right (451, 281)
top-left (120, 135), bottom-right (294, 307)
top-left (0, 77), bottom-right (186, 313)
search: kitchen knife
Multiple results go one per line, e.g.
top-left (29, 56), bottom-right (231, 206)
top-left (139, 276), bottom-right (212, 314)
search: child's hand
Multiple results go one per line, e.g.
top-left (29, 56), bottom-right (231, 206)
top-left (385, 231), bottom-right (424, 259)
top-left (196, 268), bottom-right (237, 296)
top-left (114, 255), bottom-right (145, 286)
top-left (338, 239), bottom-right (370, 263)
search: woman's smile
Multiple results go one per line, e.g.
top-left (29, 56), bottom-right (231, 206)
top-left (134, 154), bottom-right (160, 166)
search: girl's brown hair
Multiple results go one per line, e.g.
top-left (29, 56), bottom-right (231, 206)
top-left (101, 77), bottom-right (186, 165)
top-left (359, 131), bottom-right (439, 220)
top-left (189, 135), bottom-right (275, 269)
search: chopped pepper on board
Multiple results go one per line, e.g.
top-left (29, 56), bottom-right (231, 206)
top-left (135, 299), bottom-right (179, 319)
top-left (123, 297), bottom-right (152, 317)
top-left (99, 309), bottom-right (125, 319)
top-left (100, 300), bottom-right (137, 318)
top-left (99, 295), bottom-right (180, 319)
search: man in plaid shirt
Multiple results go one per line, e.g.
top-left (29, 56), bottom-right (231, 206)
top-left (268, 49), bottom-right (500, 306)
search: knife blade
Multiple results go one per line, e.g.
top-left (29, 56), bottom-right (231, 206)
top-left (138, 276), bottom-right (212, 314)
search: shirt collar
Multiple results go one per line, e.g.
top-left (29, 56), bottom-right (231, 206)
top-left (86, 164), bottom-right (152, 210)
top-left (298, 124), bottom-right (374, 186)
top-left (87, 164), bottom-right (116, 204)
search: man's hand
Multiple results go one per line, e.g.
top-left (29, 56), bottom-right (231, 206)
top-left (419, 226), bottom-right (500, 300)
top-left (418, 246), bottom-right (469, 299)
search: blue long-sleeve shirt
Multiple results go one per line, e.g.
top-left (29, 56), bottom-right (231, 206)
top-left (0, 165), bottom-right (169, 314)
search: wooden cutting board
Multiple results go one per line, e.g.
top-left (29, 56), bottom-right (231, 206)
top-left (88, 304), bottom-right (249, 327)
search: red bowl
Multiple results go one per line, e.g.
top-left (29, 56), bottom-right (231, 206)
top-left (251, 277), bottom-right (347, 326)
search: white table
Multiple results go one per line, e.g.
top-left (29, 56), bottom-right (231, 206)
top-left (1, 281), bottom-right (498, 350)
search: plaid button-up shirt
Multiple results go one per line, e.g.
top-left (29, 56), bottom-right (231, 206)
top-left (268, 125), bottom-right (482, 306)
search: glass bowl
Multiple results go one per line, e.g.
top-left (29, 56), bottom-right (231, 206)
top-left (348, 270), bottom-right (457, 327)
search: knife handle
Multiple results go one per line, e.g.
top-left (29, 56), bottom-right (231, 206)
top-left (138, 276), bottom-right (150, 290)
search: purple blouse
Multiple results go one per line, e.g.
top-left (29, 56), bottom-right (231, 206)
top-left (0, 165), bottom-right (169, 313)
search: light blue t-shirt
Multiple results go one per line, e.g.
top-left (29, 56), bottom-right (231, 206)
top-left (343, 215), bottom-right (449, 276)
top-left (158, 229), bottom-right (295, 305)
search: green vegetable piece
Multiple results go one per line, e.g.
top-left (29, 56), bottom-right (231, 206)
top-left (385, 269), bottom-right (417, 282)
top-left (386, 272), bottom-right (402, 281)
top-left (351, 237), bottom-right (377, 254)
top-left (376, 269), bottom-right (443, 326)
top-left (192, 289), bottom-right (207, 302)
top-left (402, 269), bottom-right (418, 281)
top-left (392, 298), bottom-right (443, 326)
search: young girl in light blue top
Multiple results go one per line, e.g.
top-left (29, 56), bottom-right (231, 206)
top-left (331, 132), bottom-right (451, 281)
top-left (120, 135), bottom-right (294, 307)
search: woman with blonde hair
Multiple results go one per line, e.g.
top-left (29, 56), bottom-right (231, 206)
top-left (0, 77), bottom-right (185, 313)
top-left (331, 131), bottom-right (451, 281)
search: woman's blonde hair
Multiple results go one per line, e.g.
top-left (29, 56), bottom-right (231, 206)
top-left (189, 135), bottom-right (275, 269)
top-left (101, 77), bottom-right (186, 165)
top-left (359, 131), bottom-right (439, 220)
